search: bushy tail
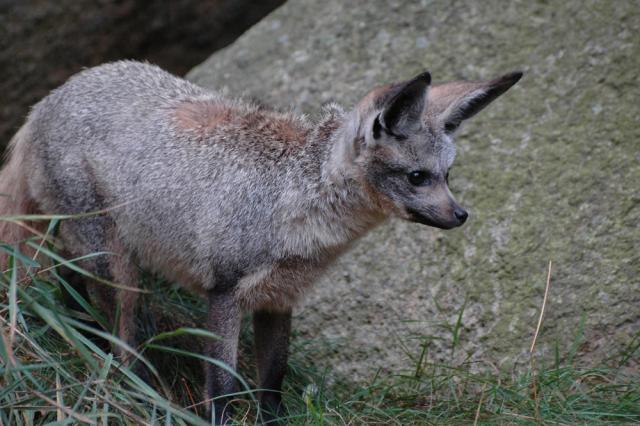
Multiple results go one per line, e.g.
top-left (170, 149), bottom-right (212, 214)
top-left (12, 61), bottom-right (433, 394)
top-left (0, 123), bottom-right (43, 272)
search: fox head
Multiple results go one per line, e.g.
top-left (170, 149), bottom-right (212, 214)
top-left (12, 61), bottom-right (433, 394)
top-left (344, 70), bottom-right (522, 229)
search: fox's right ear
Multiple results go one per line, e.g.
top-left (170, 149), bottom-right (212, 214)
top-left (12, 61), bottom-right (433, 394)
top-left (427, 71), bottom-right (523, 134)
top-left (376, 71), bottom-right (431, 138)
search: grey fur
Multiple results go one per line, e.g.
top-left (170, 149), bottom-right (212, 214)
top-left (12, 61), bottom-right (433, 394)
top-left (0, 61), bottom-right (520, 421)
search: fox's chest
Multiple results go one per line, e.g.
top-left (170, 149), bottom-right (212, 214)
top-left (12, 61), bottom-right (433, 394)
top-left (233, 250), bottom-right (344, 312)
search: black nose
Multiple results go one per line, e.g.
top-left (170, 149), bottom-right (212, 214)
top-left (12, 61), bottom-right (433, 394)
top-left (454, 208), bottom-right (468, 224)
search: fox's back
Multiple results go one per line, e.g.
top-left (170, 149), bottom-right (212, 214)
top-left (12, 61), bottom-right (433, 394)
top-left (28, 61), bottom-right (212, 192)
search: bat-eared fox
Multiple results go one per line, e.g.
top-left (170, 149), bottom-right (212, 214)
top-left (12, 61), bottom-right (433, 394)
top-left (0, 61), bottom-right (521, 424)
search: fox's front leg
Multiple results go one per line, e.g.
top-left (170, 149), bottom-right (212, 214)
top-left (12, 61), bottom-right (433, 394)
top-left (205, 289), bottom-right (242, 425)
top-left (253, 309), bottom-right (292, 423)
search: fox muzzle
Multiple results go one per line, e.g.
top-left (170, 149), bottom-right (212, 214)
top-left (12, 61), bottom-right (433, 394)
top-left (406, 204), bottom-right (468, 229)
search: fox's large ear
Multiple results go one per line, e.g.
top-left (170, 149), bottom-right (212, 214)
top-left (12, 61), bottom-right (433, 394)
top-left (377, 71), bottom-right (431, 138)
top-left (427, 71), bottom-right (522, 134)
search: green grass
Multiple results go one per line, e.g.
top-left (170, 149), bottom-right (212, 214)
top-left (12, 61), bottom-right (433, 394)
top-left (1, 218), bottom-right (639, 425)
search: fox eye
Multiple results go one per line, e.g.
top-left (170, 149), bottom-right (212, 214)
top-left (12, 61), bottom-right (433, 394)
top-left (445, 170), bottom-right (450, 184)
top-left (407, 170), bottom-right (430, 186)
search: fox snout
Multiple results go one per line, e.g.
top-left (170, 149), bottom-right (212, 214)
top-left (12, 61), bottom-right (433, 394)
top-left (405, 185), bottom-right (468, 229)
top-left (454, 206), bottom-right (468, 224)
top-left (407, 203), bottom-right (468, 229)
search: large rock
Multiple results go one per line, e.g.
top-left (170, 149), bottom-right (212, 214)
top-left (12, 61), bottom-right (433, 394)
top-left (188, 0), bottom-right (640, 379)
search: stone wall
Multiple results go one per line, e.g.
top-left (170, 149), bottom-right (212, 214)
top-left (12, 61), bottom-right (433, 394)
top-left (0, 0), bottom-right (285, 150)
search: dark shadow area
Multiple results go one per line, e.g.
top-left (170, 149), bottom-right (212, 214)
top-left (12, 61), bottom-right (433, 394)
top-left (0, 0), bottom-right (286, 151)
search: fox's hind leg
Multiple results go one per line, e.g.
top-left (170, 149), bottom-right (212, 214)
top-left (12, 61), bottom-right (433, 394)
top-left (107, 230), bottom-right (141, 363)
top-left (58, 217), bottom-right (141, 362)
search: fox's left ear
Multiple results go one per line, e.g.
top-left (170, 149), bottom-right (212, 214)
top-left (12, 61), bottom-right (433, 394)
top-left (427, 71), bottom-right (523, 134)
top-left (377, 71), bottom-right (431, 137)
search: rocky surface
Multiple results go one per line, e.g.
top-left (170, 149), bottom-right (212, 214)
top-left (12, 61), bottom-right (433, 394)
top-left (0, 0), bottom-right (285, 150)
top-left (187, 0), bottom-right (640, 380)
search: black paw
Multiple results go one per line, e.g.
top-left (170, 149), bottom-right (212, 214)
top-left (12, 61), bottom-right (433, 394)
top-left (259, 395), bottom-right (286, 425)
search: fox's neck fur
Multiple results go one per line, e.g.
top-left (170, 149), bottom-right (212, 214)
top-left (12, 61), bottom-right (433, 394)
top-left (271, 103), bottom-right (388, 258)
top-left (164, 77), bottom-right (394, 266)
